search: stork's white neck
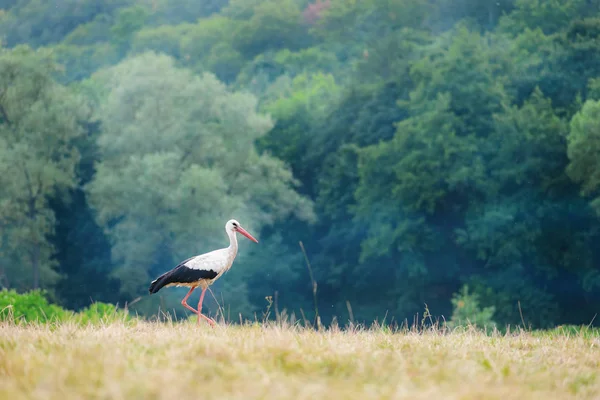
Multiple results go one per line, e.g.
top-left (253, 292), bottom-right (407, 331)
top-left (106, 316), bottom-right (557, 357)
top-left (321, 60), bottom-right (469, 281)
top-left (227, 228), bottom-right (238, 259)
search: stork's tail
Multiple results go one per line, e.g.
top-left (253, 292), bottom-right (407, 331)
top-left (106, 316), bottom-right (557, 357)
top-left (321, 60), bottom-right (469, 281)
top-left (148, 272), bottom-right (169, 294)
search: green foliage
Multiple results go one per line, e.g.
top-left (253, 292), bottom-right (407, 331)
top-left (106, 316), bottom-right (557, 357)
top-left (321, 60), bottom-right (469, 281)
top-left (406, 25), bottom-right (507, 136)
top-left (355, 93), bottom-right (481, 238)
top-left (273, 48), bottom-right (340, 76)
top-left (0, 0), bottom-right (599, 330)
top-left (266, 72), bottom-right (339, 119)
top-left (231, 0), bottom-right (308, 58)
top-left (456, 90), bottom-right (570, 281)
top-left (51, 43), bottom-right (121, 83)
top-left (434, 0), bottom-right (515, 30)
top-left (237, 47), bottom-right (341, 95)
top-left (178, 16), bottom-right (245, 82)
top-left (313, 0), bottom-right (430, 48)
top-left (0, 45), bottom-right (90, 291)
top-left (537, 324), bottom-right (600, 339)
top-left (0, 289), bottom-right (133, 325)
top-left (85, 52), bottom-right (314, 305)
top-left (498, 0), bottom-right (600, 35)
top-left (110, 5), bottom-right (149, 51)
top-left (488, 88), bottom-right (567, 190)
top-left (0, 0), bottom-right (131, 47)
top-left (260, 72), bottom-right (341, 176)
top-left (587, 77), bottom-right (600, 100)
top-left (179, 16), bottom-right (236, 58)
top-left (131, 23), bottom-right (193, 59)
top-left (447, 285), bottom-right (497, 331)
top-left (0, 289), bottom-right (72, 323)
top-left (460, 275), bottom-right (561, 329)
top-left (75, 302), bottom-right (132, 325)
top-left (141, 0), bottom-right (229, 25)
top-left (567, 99), bottom-right (600, 215)
top-left (61, 14), bottom-right (114, 46)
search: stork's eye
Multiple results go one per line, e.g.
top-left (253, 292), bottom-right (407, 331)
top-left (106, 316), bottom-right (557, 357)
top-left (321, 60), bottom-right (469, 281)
top-left (232, 222), bottom-right (238, 228)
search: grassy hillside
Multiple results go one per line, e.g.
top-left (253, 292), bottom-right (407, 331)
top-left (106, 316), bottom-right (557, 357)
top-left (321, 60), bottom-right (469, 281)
top-left (1, 321), bottom-right (599, 399)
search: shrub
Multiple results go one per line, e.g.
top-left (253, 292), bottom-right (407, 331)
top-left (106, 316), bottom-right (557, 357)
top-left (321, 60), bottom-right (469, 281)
top-left (75, 302), bottom-right (133, 325)
top-left (447, 285), bottom-right (497, 332)
top-left (0, 289), bottom-right (72, 323)
top-left (0, 289), bottom-right (134, 325)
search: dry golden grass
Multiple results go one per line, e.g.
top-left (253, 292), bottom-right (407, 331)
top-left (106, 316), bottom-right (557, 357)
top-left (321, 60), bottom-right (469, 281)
top-left (1, 320), bottom-right (599, 400)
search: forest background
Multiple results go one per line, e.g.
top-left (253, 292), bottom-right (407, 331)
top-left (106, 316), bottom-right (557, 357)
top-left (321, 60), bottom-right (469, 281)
top-left (1, 0), bottom-right (600, 329)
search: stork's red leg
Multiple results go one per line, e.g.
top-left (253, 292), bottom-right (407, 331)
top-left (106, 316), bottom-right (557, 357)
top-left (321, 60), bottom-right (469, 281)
top-left (180, 287), bottom-right (199, 315)
top-left (197, 287), bottom-right (216, 327)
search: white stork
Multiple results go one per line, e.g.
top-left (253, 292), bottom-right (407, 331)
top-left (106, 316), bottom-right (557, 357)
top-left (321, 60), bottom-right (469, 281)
top-left (148, 219), bottom-right (258, 326)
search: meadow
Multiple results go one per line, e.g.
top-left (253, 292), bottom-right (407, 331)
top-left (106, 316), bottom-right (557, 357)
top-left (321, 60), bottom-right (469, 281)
top-left (1, 319), bottom-right (599, 400)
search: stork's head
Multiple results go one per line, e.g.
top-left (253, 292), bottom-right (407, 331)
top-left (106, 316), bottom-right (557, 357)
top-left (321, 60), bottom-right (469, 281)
top-left (226, 219), bottom-right (259, 243)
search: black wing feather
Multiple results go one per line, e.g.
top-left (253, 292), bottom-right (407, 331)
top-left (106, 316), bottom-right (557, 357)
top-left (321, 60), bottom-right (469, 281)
top-left (148, 256), bottom-right (218, 294)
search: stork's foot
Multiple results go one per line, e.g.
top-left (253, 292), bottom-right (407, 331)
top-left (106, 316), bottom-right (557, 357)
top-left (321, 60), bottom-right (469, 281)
top-left (197, 313), bottom-right (216, 327)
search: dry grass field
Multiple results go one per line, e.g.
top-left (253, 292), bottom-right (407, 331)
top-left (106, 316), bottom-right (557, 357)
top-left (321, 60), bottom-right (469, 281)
top-left (1, 320), bottom-right (599, 400)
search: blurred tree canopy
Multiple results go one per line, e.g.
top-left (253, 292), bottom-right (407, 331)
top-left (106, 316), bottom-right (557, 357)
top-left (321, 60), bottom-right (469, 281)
top-left (84, 52), bottom-right (313, 312)
top-left (0, 0), bottom-right (599, 328)
top-left (0, 46), bottom-right (89, 292)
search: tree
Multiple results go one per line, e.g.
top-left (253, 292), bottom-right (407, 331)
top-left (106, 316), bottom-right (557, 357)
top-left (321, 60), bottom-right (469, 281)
top-left (434, 0), bottom-right (515, 31)
top-left (498, 0), bottom-right (600, 35)
top-left (349, 94), bottom-right (480, 319)
top-left (178, 16), bottom-right (245, 83)
top-left (567, 99), bottom-right (600, 216)
top-left (131, 23), bottom-right (192, 60)
top-left (50, 43), bottom-right (121, 84)
top-left (85, 52), bottom-right (314, 312)
top-left (141, 0), bottom-right (230, 25)
top-left (230, 0), bottom-right (310, 58)
top-left (259, 72), bottom-right (341, 192)
top-left (0, 0), bottom-right (131, 47)
top-left (406, 25), bottom-right (508, 137)
top-left (110, 5), bottom-right (149, 53)
top-left (456, 89), bottom-right (599, 327)
top-left (0, 45), bottom-right (88, 291)
top-left (313, 0), bottom-right (430, 45)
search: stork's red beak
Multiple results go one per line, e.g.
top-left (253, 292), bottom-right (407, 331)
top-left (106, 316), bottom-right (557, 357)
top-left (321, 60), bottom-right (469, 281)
top-left (236, 226), bottom-right (259, 243)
